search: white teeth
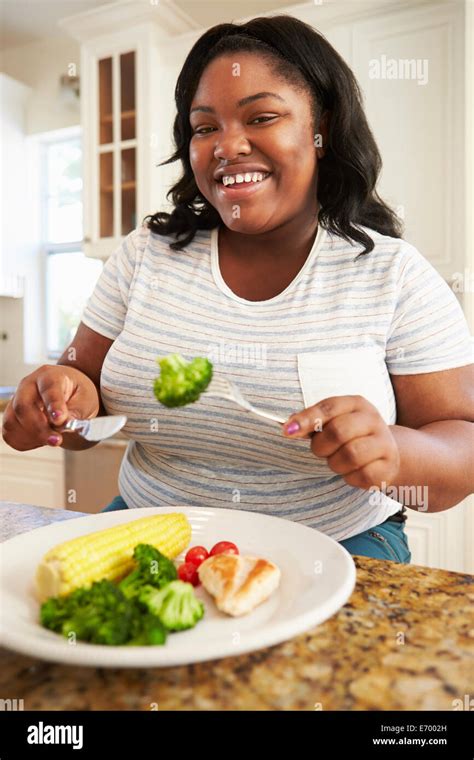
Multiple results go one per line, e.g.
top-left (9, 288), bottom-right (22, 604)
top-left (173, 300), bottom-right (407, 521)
top-left (222, 172), bottom-right (268, 186)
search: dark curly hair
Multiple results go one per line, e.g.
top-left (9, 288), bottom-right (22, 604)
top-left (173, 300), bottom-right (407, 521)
top-left (143, 15), bottom-right (403, 255)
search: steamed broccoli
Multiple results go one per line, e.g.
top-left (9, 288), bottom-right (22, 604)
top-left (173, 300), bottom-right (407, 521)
top-left (128, 613), bottom-right (167, 646)
top-left (153, 353), bottom-right (213, 408)
top-left (40, 579), bottom-right (168, 646)
top-left (138, 580), bottom-right (205, 631)
top-left (118, 543), bottom-right (177, 599)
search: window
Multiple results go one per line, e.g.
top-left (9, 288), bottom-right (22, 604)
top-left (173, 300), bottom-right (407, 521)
top-left (41, 130), bottom-right (102, 358)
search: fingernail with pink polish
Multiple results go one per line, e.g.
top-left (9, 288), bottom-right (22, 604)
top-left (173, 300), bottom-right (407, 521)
top-left (47, 435), bottom-right (60, 446)
top-left (285, 421), bottom-right (300, 434)
top-left (50, 410), bottom-right (60, 420)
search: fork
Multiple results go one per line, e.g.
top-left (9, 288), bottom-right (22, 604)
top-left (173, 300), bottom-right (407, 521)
top-left (203, 375), bottom-right (286, 426)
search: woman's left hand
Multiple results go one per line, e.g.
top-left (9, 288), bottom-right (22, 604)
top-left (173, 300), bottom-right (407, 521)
top-left (282, 395), bottom-right (400, 490)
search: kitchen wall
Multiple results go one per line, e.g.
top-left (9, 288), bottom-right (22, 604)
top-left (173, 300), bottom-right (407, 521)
top-left (0, 35), bottom-right (81, 135)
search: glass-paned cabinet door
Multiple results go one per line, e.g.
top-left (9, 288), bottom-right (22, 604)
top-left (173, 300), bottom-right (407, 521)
top-left (98, 57), bottom-right (113, 144)
top-left (121, 147), bottom-right (136, 234)
top-left (99, 151), bottom-right (114, 238)
top-left (97, 50), bottom-right (137, 242)
top-left (120, 52), bottom-right (136, 141)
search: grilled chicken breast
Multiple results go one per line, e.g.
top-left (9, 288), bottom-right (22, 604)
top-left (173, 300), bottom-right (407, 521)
top-left (197, 553), bottom-right (281, 616)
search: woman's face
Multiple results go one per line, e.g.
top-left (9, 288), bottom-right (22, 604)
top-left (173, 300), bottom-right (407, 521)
top-left (189, 52), bottom-right (321, 235)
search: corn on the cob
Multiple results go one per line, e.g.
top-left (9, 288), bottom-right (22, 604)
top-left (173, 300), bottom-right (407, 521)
top-left (35, 513), bottom-right (191, 601)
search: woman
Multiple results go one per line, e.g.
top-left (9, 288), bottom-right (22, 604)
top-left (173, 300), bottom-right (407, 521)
top-left (3, 17), bottom-right (473, 564)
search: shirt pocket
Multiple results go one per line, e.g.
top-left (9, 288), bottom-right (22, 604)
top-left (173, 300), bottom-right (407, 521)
top-left (297, 348), bottom-right (392, 424)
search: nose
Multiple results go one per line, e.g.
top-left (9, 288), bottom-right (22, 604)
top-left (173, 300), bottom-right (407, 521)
top-left (214, 130), bottom-right (252, 162)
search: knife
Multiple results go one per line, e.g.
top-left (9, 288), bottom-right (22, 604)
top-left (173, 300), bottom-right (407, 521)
top-left (59, 415), bottom-right (127, 441)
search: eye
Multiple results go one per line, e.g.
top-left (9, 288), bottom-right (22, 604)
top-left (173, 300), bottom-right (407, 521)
top-left (192, 126), bottom-right (216, 135)
top-left (250, 115), bottom-right (278, 124)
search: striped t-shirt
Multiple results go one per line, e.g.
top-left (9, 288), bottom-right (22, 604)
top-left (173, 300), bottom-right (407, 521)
top-left (81, 221), bottom-right (472, 541)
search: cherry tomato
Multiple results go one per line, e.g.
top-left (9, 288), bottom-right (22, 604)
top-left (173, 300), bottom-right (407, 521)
top-left (185, 545), bottom-right (209, 568)
top-left (177, 561), bottom-right (200, 586)
top-left (209, 541), bottom-right (239, 557)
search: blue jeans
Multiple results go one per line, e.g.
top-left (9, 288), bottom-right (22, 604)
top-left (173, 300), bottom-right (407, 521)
top-left (339, 518), bottom-right (411, 563)
top-left (101, 495), bottom-right (129, 512)
top-left (101, 495), bottom-right (411, 564)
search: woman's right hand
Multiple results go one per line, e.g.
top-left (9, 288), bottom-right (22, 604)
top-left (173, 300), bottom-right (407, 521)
top-left (2, 364), bottom-right (101, 451)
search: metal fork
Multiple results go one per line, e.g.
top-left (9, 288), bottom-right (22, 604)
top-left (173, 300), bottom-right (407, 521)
top-left (203, 375), bottom-right (286, 425)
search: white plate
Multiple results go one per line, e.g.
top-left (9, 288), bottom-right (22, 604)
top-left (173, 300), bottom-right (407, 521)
top-left (0, 506), bottom-right (356, 668)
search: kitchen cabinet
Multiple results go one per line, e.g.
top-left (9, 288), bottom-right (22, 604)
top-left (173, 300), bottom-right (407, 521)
top-left (59, 0), bottom-right (198, 260)
top-left (404, 496), bottom-right (474, 574)
top-left (0, 413), bottom-right (126, 512)
top-left (96, 51), bottom-right (137, 241)
top-left (64, 437), bottom-right (127, 513)
top-left (0, 415), bottom-right (65, 508)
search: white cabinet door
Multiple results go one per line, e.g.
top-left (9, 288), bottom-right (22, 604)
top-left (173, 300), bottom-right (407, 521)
top-left (81, 41), bottom-right (139, 259)
top-left (0, 416), bottom-right (65, 509)
top-left (405, 496), bottom-right (473, 573)
top-left (351, 2), bottom-right (465, 282)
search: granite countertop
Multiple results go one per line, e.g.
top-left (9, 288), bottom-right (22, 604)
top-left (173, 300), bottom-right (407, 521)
top-left (1, 502), bottom-right (473, 710)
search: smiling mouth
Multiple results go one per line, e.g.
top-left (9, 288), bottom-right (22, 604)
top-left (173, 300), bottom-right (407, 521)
top-left (216, 171), bottom-right (272, 186)
top-left (215, 173), bottom-right (273, 195)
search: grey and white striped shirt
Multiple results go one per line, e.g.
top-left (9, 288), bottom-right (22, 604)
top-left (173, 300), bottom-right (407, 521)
top-left (81, 221), bottom-right (472, 540)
